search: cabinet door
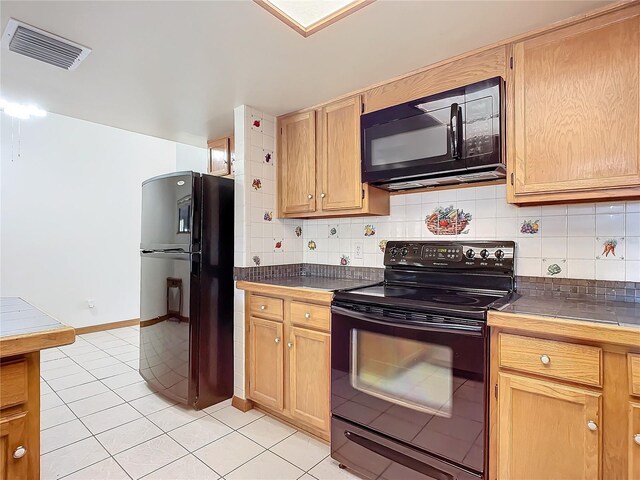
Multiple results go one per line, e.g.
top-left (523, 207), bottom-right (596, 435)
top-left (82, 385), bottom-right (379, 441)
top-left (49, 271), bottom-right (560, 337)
top-left (279, 112), bottom-right (316, 214)
top-left (510, 8), bottom-right (640, 201)
top-left (207, 137), bottom-right (231, 176)
top-left (498, 372), bottom-right (601, 480)
top-left (320, 96), bottom-right (363, 211)
top-left (0, 412), bottom-right (27, 480)
top-left (249, 317), bottom-right (284, 411)
top-left (288, 326), bottom-right (330, 432)
top-left (630, 402), bottom-right (640, 480)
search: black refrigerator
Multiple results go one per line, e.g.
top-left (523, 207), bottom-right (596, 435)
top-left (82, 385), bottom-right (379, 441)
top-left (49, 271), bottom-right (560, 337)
top-left (139, 171), bottom-right (234, 409)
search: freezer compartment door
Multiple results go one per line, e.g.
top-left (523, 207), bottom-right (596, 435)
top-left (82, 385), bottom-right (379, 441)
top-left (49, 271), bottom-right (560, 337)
top-left (139, 251), bottom-right (199, 405)
top-left (140, 172), bottom-right (200, 251)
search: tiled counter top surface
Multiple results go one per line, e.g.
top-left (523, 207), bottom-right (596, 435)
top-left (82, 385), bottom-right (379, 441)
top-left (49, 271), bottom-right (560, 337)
top-left (239, 276), bottom-right (379, 292)
top-left (501, 294), bottom-right (640, 328)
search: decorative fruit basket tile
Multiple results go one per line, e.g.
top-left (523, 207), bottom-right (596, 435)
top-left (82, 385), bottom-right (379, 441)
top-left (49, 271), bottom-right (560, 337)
top-left (364, 225), bottom-right (376, 237)
top-left (520, 219), bottom-right (540, 234)
top-left (252, 255), bottom-right (261, 266)
top-left (294, 226), bottom-right (302, 237)
top-left (328, 225), bottom-right (339, 238)
top-left (596, 237), bottom-right (625, 259)
top-left (308, 240), bottom-right (317, 251)
top-left (263, 211), bottom-right (273, 222)
top-left (543, 258), bottom-right (566, 278)
top-left (378, 240), bottom-right (388, 253)
top-left (425, 206), bottom-right (472, 235)
top-left (340, 255), bottom-right (350, 266)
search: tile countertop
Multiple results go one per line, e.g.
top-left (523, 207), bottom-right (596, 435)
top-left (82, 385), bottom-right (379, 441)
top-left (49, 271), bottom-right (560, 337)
top-left (240, 276), bottom-right (380, 292)
top-left (500, 294), bottom-right (640, 328)
top-left (0, 297), bottom-right (75, 356)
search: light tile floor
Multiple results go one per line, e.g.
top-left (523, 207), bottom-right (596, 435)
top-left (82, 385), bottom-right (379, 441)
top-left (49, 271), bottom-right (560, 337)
top-left (41, 326), bottom-right (358, 480)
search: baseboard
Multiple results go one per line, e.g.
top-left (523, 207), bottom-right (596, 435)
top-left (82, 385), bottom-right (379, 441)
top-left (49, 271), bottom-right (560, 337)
top-left (232, 396), bottom-right (254, 412)
top-left (75, 318), bottom-right (140, 335)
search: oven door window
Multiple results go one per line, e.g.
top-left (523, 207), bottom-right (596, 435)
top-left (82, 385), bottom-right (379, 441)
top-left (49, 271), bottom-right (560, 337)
top-left (350, 329), bottom-right (453, 417)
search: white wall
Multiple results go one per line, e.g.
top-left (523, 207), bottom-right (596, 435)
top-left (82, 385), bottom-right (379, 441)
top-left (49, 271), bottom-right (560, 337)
top-left (0, 113), bottom-right (182, 328)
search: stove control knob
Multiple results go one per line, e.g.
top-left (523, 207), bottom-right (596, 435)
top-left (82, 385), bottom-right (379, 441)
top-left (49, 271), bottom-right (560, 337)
top-left (400, 247), bottom-right (409, 257)
top-left (465, 249), bottom-right (475, 259)
top-left (495, 249), bottom-right (505, 260)
top-left (480, 249), bottom-right (490, 259)
top-left (389, 247), bottom-right (398, 257)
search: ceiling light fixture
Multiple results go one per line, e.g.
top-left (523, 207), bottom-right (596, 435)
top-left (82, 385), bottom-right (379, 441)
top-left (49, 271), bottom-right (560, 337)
top-left (0, 99), bottom-right (47, 120)
top-left (255, 0), bottom-right (374, 37)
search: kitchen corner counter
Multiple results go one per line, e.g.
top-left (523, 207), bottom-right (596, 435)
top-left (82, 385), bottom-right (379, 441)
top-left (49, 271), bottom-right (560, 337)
top-left (236, 277), bottom-right (378, 304)
top-left (1, 297), bottom-right (75, 357)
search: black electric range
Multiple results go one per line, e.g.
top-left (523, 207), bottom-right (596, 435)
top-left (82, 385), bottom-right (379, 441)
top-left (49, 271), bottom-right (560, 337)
top-left (330, 240), bottom-right (516, 480)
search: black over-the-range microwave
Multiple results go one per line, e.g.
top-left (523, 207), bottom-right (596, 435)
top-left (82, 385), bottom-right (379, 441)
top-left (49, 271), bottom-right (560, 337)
top-left (361, 76), bottom-right (504, 191)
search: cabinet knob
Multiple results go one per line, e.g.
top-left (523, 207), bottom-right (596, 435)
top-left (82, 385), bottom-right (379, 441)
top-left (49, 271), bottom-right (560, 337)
top-left (307, 194), bottom-right (313, 199)
top-left (274, 337), bottom-right (280, 344)
top-left (304, 312), bottom-right (311, 319)
top-left (634, 434), bottom-right (640, 445)
top-left (321, 193), bottom-right (326, 198)
top-left (587, 420), bottom-right (598, 431)
top-left (287, 342), bottom-right (293, 349)
top-left (540, 354), bottom-right (550, 365)
top-left (12, 446), bottom-right (26, 459)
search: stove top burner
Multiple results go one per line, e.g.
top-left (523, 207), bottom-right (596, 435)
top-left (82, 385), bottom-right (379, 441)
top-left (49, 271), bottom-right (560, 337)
top-left (430, 294), bottom-right (481, 305)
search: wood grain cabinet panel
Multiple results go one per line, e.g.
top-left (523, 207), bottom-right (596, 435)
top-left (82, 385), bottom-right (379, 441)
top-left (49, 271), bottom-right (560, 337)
top-left (279, 111), bottom-right (316, 214)
top-left (288, 326), bottom-right (330, 432)
top-left (498, 372), bottom-right (601, 480)
top-left (630, 402), bottom-right (640, 480)
top-left (290, 302), bottom-right (330, 331)
top-left (207, 137), bottom-right (231, 176)
top-left (249, 295), bottom-right (284, 321)
top-left (248, 317), bottom-right (284, 411)
top-left (0, 361), bottom-right (27, 409)
top-left (320, 96), bottom-right (363, 211)
top-left (0, 412), bottom-right (27, 480)
top-left (509, 7), bottom-right (640, 203)
top-left (499, 333), bottom-right (602, 386)
top-left (629, 354), bottom-right (640, 397)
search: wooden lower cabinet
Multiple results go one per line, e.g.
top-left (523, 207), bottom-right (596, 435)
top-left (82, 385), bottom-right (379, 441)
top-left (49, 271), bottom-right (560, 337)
top-left (248, 317), bottom-right (284, 410)
top-left (289, 326), bottom-right (330, 432)
top-left (630, 402), bottom-right (640, 479)
top-left (242, 288), bottom-right (332, 440)
top-left (0, 412), bottom-right (28, 480)
top-left (497, 372), bottom-right (601, 480)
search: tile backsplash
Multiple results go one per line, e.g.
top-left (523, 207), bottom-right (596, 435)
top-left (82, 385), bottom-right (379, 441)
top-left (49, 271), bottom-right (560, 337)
top-left (301, 185), bottom-right (640, 282)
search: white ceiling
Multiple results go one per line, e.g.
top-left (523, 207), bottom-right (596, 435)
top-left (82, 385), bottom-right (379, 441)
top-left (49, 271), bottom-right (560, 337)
top-left (0, 0), bottom-right (608, 147)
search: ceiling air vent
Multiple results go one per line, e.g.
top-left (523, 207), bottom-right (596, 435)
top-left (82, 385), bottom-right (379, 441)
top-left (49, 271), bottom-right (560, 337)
top-left (2, 18), bottom-right (91, 70)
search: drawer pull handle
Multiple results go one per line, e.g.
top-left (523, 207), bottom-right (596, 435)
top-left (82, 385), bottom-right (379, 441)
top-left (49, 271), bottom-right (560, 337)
top-left (287, 342), bottom-right (293, 349)
top-left (587, 420), bottom-right (598, 431)
top-left (634, 434), bottom-right (640, 445)
top-left (304, 312), bottom-right (311, 319)
top-left (540, 354), bottom-right (550, 365)
top-left (260, 305), bottom-right (266, 310)
top-left (321, 193), bottom-right (326, 198)
top-left (12, 446), bottom-right (26, 459)
top-left (274, 337), bottom-right (280, 344)
top-left (308, 194), bottom-right (313, 199)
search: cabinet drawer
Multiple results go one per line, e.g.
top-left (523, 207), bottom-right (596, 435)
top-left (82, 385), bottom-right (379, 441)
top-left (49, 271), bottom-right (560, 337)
top-left (249, 295), bottom-right (283, 320)
top-left (629, 354), bottom-right (640, 397)
top-left (290, 302), bottom-right (330, 332)
top-left (0, 360), bottom-right (28, 409)
top-left (499, 334), bottom-right (602, 387)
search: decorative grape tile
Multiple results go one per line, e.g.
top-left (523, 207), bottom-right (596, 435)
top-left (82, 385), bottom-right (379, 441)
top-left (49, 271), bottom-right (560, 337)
top-left (263, 211), bottom-right (273, 222)
top-left (263, 150), bottom-right (273, 165)
top-left (520, 219), bottom-right (540, 235)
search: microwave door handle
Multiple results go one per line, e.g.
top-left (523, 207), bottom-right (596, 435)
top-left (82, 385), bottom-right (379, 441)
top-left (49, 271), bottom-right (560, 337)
top-left (450, 103), bottom-right (459, 158)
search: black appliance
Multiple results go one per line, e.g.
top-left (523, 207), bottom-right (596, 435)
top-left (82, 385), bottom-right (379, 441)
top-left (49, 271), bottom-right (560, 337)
top-left (361, 77), bottom-right (504, 191)
top-left (331, 240), bottom-right (516, 480)
top-left (139, 171), bottom-right (234, 409)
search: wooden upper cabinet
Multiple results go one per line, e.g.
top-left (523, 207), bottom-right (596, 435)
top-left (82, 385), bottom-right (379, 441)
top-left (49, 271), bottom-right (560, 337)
top-left (279, 111), bottom-right (316, 215)
top-left (207, 137), bottom-right (231, 176)
top-left (248, 317), bottom-right (284, 411)
top-left (509, 6), bottom-right (640, 203)
top-left (497, 372), bottom-right (601, 480)
top-left (320, 96), bottom-right (363, 211)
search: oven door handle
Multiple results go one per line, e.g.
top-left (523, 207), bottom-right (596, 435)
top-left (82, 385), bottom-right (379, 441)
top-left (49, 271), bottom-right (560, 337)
top-left (343, 430), bottom-right (455, 480)
top-left (331, 306), bottom-right (484, 337)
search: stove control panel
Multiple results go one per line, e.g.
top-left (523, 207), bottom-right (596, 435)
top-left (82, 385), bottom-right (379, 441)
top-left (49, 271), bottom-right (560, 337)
top-left (385, 241), bottom-right (515, 270)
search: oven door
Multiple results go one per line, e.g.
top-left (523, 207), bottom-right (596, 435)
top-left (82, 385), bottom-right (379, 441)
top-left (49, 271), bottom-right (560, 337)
top-left (331, 304), bottom-right (486, 475)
